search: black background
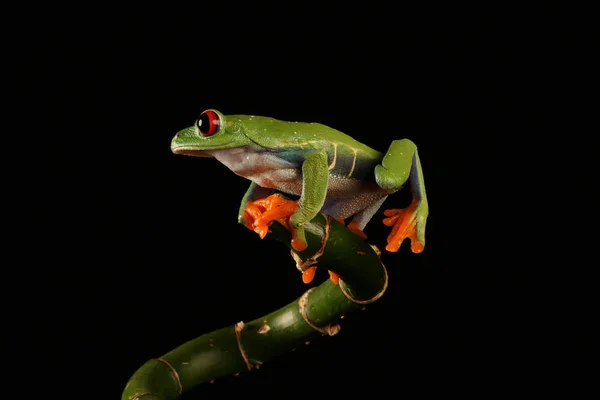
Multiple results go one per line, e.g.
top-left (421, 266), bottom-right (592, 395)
top-left (15, 7), bottom-right (588, 399)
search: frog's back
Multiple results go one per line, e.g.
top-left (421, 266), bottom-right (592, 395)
top-left (228, 114), bottom-right (384, 182)
top-left (230, 114), bottom-right (383, 159)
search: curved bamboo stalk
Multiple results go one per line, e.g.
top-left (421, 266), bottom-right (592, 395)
top-left (122, 213), bottom-right (388, 400)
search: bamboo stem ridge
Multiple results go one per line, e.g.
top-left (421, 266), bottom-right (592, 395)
top-left (122, 214), bottom-right (388, 400)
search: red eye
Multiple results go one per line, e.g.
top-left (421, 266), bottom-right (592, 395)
top-left (197, 110), bottom-right (221, 137)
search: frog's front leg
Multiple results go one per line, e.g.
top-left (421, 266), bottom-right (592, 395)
top-left (289, 149), bottom-right (329, 251)
top-left (240, 150), bottom-right (329, 253)
top-left (240, 151), bottom-right (334, 285)
top-left (375, 139), bottom-right (429, 253)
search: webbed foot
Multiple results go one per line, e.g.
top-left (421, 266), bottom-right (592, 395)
top-left (242, 194), bottom-right (308, 252)
top-left (382, 198), bottom-right (427, 253)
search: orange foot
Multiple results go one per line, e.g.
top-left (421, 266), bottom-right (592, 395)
top-left (382, 198), bottom-right (425, 253)
top-left (242, 194), bottom-right (307, 252)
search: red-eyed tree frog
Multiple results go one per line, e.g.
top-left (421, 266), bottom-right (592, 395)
top-left (171, 109), bottom-right (429, 284)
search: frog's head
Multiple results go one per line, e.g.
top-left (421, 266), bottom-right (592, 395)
top-left (171, 109), bottom-right (255, 157)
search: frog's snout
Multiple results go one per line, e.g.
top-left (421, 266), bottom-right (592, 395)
top-left (170, 126), bottom-right (194, 153)
top-left (170, 132), bottom-right (181, 152)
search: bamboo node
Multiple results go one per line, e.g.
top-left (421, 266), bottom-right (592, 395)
top-left (339, 261), bottom-right (388, 305)
top-left (299, 287), bottom-right (341, 336)
top-left (130, 392), bottom-right (154, 400)
top-left (234, 321), bottom-right (254, 371)
top-left (156, 358), bottom-right (182, 394)
top-left (370, 244), bottom-right (382, 257)
top-left (291, 215), bottom-right (331, 272)
top-left (325, 323), bottom-right (341, 336)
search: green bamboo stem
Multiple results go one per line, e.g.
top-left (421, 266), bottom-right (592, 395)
top-left (122, 213), bottom-right (388, 400)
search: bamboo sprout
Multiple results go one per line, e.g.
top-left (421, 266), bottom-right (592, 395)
top-left (122, 213), bottom-right (388, 400)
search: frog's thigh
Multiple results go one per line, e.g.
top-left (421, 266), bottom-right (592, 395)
top-left (322, 193), bottom-right (388, 230)
top-left (349, 196), bottom-right (388, 231)
top-left (374, 139), bottom-right (416, 191)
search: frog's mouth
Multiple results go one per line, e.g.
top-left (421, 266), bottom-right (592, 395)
top-left (171, 147), bottom-right (215, 158)
top-left (171, 142), bottom-right (239, 157)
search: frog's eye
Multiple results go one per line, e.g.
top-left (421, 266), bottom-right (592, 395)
top-left (197, 110), bottom-right (221, 137)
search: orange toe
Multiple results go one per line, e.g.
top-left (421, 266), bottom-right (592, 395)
top-left (347, 221), bottom-right (368, 239)
top-left (302, 266), bottom-right (317, 284)
top-left (291, 235), bottom-right (308, 252)
top-left (328, 270), bottom-right (340, 285)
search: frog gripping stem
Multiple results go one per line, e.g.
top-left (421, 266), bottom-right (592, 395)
top-left (147, 110), bottom-right (431, 399)
top-left (242, 194), bottom-right (299, 240)
top-left (241, 193), bottom-right (309, 251)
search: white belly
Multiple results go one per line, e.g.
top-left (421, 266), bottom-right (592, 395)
top-left (210, 147), bottom-right (379, 198)
top-left (211, 147), bottom-right (303, 195)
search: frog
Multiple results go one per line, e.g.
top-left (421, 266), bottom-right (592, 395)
top-left (171, 109), bottom-right (429, 285)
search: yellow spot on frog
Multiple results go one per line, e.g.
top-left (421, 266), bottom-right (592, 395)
top-left (328, 143), bottom-right (338, 170)
top-left (348, 147), bottom-right (358, 177)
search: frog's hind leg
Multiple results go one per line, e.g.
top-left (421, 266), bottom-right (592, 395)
top-left (317, 194), bottom-right (387, 286)
top-left (375, 139), bottom-right (429, 253)
top-left (322, 195), bottom-right (388, 239)
top-left (347, 196), bottom-right (388, 234)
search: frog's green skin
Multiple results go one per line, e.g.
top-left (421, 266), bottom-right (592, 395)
top-left (171, 109), bottom-right (428, 250)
